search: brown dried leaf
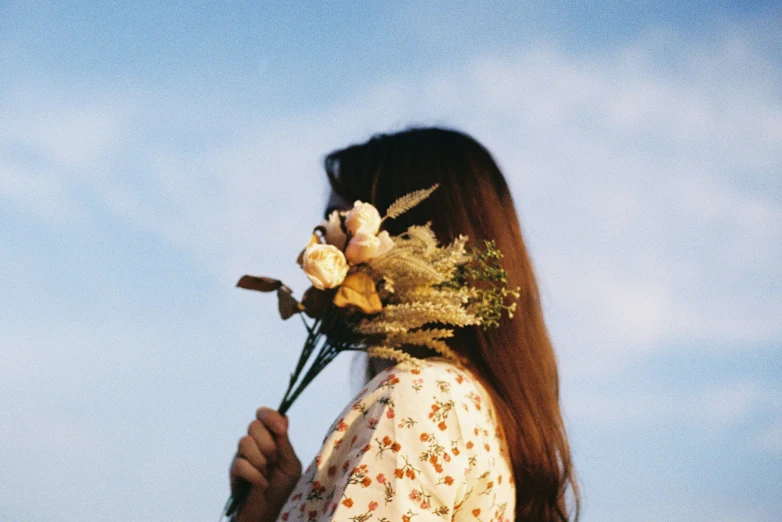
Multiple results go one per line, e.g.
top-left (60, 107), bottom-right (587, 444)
top-left (333, 272), bottom-right (382, 315)
top-left (236, 275), bottom-right (283, 292)
top-left (277, 287), bottom-right (301, 320)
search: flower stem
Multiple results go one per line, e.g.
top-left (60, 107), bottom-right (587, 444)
top-left (224, 309), bottom-right (344, 518)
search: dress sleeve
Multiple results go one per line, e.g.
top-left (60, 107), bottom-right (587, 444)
top-left (279, 365), bottom-right (484, 522)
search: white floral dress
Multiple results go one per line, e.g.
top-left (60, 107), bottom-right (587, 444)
top-left (276, 358), bottom-right (515, 522)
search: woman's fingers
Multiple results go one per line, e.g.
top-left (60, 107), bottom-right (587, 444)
top-left (257, 407), bottom-right (287, 435)
top-left (228, 406), bottom-right (301, 518)
top-left (257, 408), bottom-right (301, 479)
top-left (238, 435), bottom-right (268, 472)
top-left (248, 419), bottom-right (278, 463)
top-left (231, 456), bottom-right (269, 489)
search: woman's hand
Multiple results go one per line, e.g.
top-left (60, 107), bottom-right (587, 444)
top-left (230, 408), bottom-right (302, 522)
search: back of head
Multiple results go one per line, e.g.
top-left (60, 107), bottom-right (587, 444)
top-left (325, 127), bottom-right (579, 521)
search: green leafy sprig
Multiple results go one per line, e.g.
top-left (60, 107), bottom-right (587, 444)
top-left (461, 240), bottom-right (520, 329)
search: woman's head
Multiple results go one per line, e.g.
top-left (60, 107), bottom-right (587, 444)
top-left (324, 127), bottom-right (579, 521)
top-left (325, 128), bottom-right (513, 243)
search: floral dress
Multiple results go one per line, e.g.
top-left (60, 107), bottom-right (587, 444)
top-left (276, 358), bottom-right (515, 522)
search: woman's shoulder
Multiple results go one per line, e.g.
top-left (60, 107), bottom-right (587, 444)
top-left (342, 357), bottom-right (500, 433)
top-left (318, 356), bottom-right (503, 456)
top-left (360, 357), bottom-right (490, 405)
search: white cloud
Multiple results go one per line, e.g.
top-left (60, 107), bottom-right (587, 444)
top-left (754, 422), bottom-right (782, 454)
top-left (565, 389), bottom-right (684, 425)
top-left (565, 378), bottom-right (782, 453)
top-left (23, 106), bottom-right (123, 168)
top-left (0, 90), bottom-right (129, 224)
top-left (0, 160), bottom-right (81, 221)
top-left (698, 381), bottom-right (774, 427)
top-left (0, 91), bottom-right (127, 169)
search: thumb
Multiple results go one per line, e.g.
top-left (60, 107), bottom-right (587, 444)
top-left (274, 420), bottom-right (301, 477)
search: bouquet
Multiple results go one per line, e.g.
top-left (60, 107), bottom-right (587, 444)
top-left (223, 184), bottom-right (518, 518)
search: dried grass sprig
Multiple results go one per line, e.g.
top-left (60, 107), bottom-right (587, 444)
top-left (383, 184), bottom-right (440, 220)
top-left (366, 346), bottom-right (420, 366)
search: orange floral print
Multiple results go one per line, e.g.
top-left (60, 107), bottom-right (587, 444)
top-left (273, 359), bottom-right (514, 522)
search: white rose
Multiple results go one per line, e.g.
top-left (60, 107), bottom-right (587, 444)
top-left (322, 210), bottom-right (347, 249)
top-left (344, 200), bottom-right (381, 236)
top-left (302, 243), bottom-right (349, 290)
top-left (345, 230), bottom-right (395, 264)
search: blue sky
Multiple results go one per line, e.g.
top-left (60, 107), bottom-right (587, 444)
top-left (1, 1), bottom-right (781, 521)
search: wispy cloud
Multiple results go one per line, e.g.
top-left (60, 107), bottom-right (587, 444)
top-left (0, 161), bottom-right (80, 222)
top-left (566, 379), bottom-right (782, 454)
top-left (0, 90), bottom-right (129, 224)
top-left (754, 422), bottom-right (782, 454)
top-left (0, 88), bottom-right (128, 168)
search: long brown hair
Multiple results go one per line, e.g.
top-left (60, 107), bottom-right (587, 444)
top-left (325, 127), bottom-right (580, 521)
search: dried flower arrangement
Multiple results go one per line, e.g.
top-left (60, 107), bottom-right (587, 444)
top-left (224, 184), bottom-right (518, 518)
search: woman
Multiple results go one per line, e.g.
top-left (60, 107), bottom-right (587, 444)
top-left (229, 128), bottom-right (580, 521)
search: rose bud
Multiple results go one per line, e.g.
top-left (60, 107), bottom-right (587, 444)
top-left (345, 230), bottom-right (394, 264)
top-left (344, 201), bottom-right (382, 236)
top-left (322, 210), bottom-right (347, 250)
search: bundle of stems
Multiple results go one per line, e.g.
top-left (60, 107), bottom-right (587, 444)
top-left (223, 308), bottom-right (360, 518)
